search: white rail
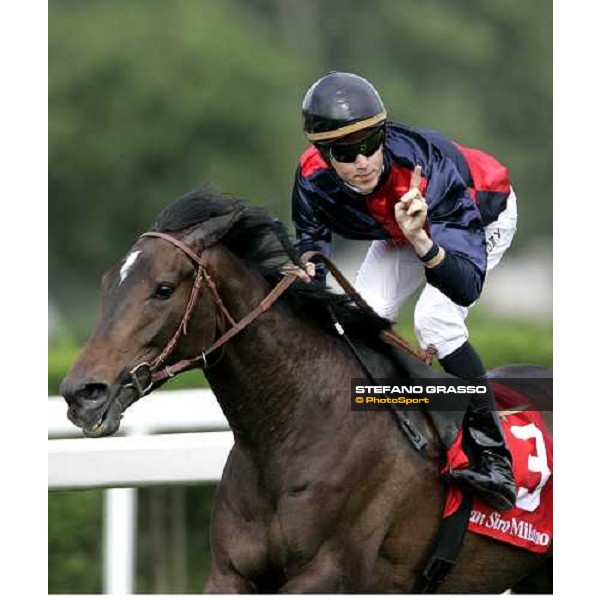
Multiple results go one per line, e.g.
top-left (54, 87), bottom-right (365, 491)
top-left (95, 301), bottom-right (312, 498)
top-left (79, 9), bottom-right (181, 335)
top-left (48, 388), bottom-right (230, 594)
top-left (48, 431), bottom-right (233, 489)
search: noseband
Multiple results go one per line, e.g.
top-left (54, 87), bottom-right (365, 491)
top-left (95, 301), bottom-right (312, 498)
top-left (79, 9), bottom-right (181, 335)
top-left (124, 231), bottom-right (298, 397)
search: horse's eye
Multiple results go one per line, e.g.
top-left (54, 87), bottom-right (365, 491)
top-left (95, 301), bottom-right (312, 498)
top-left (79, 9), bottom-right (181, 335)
top-left (153, 282), bottom-right (175, 300)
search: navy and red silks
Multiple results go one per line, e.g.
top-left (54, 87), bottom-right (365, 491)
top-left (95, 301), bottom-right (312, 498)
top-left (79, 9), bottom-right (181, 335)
top-left (292, 122), bottom-right (512, 306)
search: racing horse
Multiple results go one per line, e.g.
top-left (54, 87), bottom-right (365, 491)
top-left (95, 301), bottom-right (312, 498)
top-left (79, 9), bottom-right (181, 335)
top-left (60, 189), bottom-right (552, 593)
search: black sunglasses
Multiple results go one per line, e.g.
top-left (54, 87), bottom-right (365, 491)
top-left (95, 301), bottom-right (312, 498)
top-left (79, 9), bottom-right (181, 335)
top-left (325, 126), bottom-right (385, 163)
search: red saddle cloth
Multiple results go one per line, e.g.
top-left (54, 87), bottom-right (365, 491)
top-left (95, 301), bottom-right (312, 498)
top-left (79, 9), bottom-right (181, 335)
top-left (443, 382), bottom-right (553, 553)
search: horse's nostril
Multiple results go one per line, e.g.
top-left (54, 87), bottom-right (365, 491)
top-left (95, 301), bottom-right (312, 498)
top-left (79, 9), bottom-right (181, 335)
top-left (60, 379), bottom-right (110, 408)
top-left (79, 382), bottom-right (109, 403)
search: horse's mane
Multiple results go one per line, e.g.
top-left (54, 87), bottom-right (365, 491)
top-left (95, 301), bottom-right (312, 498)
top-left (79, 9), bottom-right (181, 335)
top-left (153, 188), bottom-right (392, 344)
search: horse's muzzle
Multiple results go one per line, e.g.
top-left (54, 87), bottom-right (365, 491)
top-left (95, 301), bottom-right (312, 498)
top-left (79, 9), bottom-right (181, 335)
top-left (59, 378), bottom-right (122, 436)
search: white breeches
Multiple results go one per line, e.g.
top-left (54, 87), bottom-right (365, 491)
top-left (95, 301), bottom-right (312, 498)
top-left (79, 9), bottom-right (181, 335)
top-left (354, 189), bottom-right (518, 359)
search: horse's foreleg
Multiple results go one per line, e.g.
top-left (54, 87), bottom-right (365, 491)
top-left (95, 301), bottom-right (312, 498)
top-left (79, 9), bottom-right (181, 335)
top-left (203, 562), bottom-right (253, 594)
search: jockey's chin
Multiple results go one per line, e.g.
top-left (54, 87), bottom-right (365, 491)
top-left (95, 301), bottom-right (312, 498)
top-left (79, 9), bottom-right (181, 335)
top-left (352, 170), bottom-right (381, 193)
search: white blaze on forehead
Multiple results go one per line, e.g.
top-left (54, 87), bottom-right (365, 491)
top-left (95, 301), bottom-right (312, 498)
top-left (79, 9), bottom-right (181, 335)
top-left (119, 250), bottom-right (141, 285)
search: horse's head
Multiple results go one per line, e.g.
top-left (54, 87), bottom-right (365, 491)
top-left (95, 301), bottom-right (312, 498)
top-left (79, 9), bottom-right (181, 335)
top-left (60, 202), bottom-right (245, 437)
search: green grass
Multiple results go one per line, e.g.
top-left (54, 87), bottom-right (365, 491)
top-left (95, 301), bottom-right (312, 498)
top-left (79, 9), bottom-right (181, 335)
top-left (48, 490), bottom-right (104, 594)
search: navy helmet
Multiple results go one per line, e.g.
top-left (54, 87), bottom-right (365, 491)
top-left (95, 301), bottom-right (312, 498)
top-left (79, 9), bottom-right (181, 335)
top-left (302, 72), bottom-right (387, 143)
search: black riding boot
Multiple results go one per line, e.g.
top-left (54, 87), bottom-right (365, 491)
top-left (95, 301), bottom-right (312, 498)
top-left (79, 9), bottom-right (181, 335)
top-left (439, 342), bottom-right (517, 511)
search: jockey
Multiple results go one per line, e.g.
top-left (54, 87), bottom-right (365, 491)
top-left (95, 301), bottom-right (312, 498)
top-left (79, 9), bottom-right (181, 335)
top-left (290, 71), bottom-right (517, 510)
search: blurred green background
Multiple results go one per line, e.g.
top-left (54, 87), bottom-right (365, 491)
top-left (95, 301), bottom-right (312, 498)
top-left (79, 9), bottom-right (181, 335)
top-left (49, 0), bottom-right (552, 593)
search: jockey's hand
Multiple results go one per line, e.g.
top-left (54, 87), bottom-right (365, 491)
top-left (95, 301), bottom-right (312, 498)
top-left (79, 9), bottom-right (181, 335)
top-left (281, 261), bottom-right (316, 283)
top-left (394, 165), bottom-right (428, 239)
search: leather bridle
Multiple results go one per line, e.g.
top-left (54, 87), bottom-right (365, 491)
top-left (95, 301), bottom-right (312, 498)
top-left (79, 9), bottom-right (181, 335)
top-left (122, 232), bottom-right (432, 399)
top-left (123, 231), bottom-right (298, 397)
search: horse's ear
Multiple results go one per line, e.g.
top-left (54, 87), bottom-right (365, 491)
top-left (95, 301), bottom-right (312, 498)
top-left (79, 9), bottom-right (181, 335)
top-left (184, 207), bottom-right (245, 249)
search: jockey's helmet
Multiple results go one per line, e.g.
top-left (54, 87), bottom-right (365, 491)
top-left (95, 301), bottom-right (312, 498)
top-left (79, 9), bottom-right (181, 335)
top-left (302, 72), bottom-right (387, 144)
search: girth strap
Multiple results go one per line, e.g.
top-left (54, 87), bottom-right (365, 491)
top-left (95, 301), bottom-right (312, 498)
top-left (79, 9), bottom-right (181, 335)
top-left (412, 495), bottom-right (472, 593)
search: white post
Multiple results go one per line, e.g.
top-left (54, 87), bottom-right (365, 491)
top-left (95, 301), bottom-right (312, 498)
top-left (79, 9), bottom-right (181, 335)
top-left (103, 488), bottom-right (137, 594)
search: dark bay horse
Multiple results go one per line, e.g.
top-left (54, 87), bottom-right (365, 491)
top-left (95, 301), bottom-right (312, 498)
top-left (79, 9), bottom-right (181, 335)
top-left (60, 189), bottom-right (552, 593)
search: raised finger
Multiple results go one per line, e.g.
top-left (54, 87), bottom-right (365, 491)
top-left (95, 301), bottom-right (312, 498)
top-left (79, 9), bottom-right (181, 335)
top-left (410, 165), bottom-right (422, 190)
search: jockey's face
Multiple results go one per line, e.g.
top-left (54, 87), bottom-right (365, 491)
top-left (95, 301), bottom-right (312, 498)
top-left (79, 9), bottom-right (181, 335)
top-left (330, 146), bottom-right (384, 193)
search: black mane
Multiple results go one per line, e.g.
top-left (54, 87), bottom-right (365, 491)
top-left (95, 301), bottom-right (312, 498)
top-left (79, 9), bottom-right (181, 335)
top-left (154, 187), bottom-right (244, 233)
top-left (153, 188), bottom-right (392, 343)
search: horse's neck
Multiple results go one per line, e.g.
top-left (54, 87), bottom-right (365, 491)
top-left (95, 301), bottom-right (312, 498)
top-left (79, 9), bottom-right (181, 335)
top-left (199, 248), bottom-right (444, 473)
top-left (201, 248), bottom-right (351, 458)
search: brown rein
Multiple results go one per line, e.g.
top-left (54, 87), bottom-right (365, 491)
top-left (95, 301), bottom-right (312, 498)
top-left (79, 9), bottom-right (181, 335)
top-left (131, 231), bottom-right (298, 392)
top-left (300, 251), bottom-right (436, 364)
top-left (125, 233), bottom-right (431, 397)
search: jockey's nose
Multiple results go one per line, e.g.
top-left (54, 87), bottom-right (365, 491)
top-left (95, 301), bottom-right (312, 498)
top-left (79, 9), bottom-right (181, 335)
top-left (355, 154), bottom-right (369, 167)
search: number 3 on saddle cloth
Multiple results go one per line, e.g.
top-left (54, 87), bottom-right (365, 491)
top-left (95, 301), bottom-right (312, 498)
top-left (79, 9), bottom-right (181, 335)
top-left (442, 383), bottom-right (553, 553)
